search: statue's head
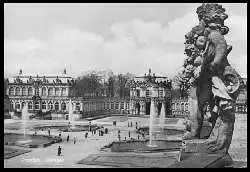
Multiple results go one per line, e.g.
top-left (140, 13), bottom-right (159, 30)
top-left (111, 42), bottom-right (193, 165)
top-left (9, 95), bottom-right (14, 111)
top-left (196, 3), bottom-right (229, 35)
top-left (196, 3), bottom-right (228, 24)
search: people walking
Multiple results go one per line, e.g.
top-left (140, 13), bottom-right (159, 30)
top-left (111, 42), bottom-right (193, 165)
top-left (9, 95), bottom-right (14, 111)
top-left (73, 137), bottom-right (76, 144)
top-left (128, 131), bottom-right (131, 138)
top-left (67, 135), bottom-right (69, 142)
top-left (48, 128), bottom-right (51, 136)
top-left (85, 132), bottom-right (88, 138)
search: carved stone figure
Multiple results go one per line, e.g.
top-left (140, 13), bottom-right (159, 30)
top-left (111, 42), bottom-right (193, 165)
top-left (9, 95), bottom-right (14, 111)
top-left (180, 3), bottom-right (243, 154)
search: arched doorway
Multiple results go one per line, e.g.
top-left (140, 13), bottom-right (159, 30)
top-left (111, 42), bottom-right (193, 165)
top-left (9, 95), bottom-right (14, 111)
top-left (145, 102), bottom-right (151, 115)
top-left (157, 103), bottom-right (162, 116)
top-left (135, 102), bottom-right (140, 115)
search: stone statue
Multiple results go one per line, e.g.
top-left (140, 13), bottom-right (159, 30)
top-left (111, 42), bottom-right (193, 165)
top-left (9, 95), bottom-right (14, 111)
top-left (180, 3), bottom-right (243, 154)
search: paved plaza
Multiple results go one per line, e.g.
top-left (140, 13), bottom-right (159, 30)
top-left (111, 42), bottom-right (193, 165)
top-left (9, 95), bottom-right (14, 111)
top-left (4, 114), bottom-right (247, 168)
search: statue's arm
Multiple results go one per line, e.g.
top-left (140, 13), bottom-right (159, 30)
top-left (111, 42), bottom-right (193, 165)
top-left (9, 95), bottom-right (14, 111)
top-left (208, 30), bottom-right (227, 68)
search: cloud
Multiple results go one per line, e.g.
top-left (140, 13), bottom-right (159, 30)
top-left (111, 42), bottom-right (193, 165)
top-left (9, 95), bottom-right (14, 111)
top-left (5, 38), bottom-right (47, 54)
top-left (225, 14), bottom-right (247, 43)
top-left (163, 11), bottom-right (198, 43)
top-left (4, 10), bottom-right (247, 78)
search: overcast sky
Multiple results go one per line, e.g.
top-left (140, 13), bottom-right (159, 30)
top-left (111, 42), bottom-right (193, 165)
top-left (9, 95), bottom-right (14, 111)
top-left (4, 3), bottom-right (247, 78)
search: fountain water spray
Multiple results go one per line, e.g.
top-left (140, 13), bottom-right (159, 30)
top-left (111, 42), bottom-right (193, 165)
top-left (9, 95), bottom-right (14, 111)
top-left (159, 103), bottom-right (165, 132)
top-left (18, 103), bottom-right (32, 144)
top-left (68, 99), bottom-right (76, 130)
top-left (148, 99), bottom-right (157, 147)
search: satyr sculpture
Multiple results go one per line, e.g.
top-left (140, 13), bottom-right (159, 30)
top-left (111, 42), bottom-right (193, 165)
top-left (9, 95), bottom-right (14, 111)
top-left (179, 3), bottom-right (243, 154)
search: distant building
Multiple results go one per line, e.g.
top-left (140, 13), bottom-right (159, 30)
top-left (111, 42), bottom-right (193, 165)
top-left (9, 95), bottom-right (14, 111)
top-left (127, 69), bottom-right (172, 116)
top-left (6, 69), bottom-right (80, 119)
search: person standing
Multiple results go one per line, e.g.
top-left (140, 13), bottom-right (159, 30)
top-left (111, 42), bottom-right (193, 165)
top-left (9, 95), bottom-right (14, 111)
top-left (89, 121), bottom-right (91, 132)
top-left (128, 131), bottom-right (131, 138)
top-left (48, 128), bottom-right (51, 136)
top-left (67, 135), bottom-right (69, 142)
top-left (57, 146), bottom-right (62, 156)
top-left (73, 137), bottom-right (76, 144)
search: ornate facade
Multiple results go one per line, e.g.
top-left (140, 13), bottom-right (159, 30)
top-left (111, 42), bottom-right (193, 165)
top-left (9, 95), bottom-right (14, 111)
top-left (127, 69), bottom-right (172, 117)
top-left (6, 70), bottom-right (78, 119)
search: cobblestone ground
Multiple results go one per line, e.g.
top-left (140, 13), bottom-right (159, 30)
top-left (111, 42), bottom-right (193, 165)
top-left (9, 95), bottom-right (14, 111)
top-left (4, 114), bottom-right (247, 168)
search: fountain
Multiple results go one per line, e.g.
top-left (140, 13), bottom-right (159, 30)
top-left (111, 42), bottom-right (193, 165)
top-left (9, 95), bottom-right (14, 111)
top-left (160, 103), bottom-right (165, 130)
top-left (148, 99), bottom-right (157, 147)
top-left (17, 104), bottom-right (32, 144)
top-left (68, 99), bottom-right (77, 130)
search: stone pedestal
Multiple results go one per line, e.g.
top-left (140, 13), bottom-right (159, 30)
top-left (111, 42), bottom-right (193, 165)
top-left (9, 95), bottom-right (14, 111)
top-left (175, 139), bottom-right (234, 168)
top-left (183, 139), bottom-right (208, 153)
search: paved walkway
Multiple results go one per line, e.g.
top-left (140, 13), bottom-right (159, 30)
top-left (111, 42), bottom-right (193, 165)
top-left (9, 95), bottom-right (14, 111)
top-left (4, 114), bottom-right (247, 168)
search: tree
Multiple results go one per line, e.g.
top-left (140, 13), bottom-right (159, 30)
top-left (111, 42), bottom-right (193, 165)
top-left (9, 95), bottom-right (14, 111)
top-left (73, 72), bottom-right (102, 97)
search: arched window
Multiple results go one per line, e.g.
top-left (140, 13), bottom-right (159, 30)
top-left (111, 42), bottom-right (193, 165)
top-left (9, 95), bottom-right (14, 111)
top-left (42, 87), bottom-right (46, 96)
top-left (176, 103), bottom-right (180, 111)
top-left (15, 87), bottom-right (21, 96)
top-left (62, 88), bottom-right (66, 96)
top-left (126, 102), bottom-right (129, 109)
top-left (22, 87), bottom-right (26, 96)
top-left (181, 103), bottom-right (184, 111)
top-left (9, 87), bottom-right (14, 96)
top-left (185, 103), bottom-right (189, 111)
top-left (115, 102), bottom-right (119, 110)
top-left (111, 102), bottom-right (114, 110)
top-left (28, 102), bottom-right (33, 110)
top-left (10, 101), bottom-right (14, 111)
top-left (35, 87), bottom-right (39, 96)
top-left (35, 102), bottom-right (40, 110)
top-left (76, 103), bottom-right (80, 111)
top-left (48, 102), bottom-right (53, 110)
top-left (61, 102), bottom-right (66, 111)
top-left (172, 103), bottom-right (175, 110)
top-left (15, 102), bottom-right (20, 110)
top-left (34, 102), bottom-right (40, 110)
top-left (136, 90), bottom-right (140, 97)
top-left (21, 102), bottom-right (25, 109)
top-left (55, 102), bottom-right (59, 110)
top-left (55, 87), bottom-right (60, 96)
top-left (42, 101), bottom-right (47, 110)
top-left (48, 88), bottom-right (53, 96)
top-left (28, 87), bottom-right (33, 96)
top-left (120, 102), bottom-right (124, 109)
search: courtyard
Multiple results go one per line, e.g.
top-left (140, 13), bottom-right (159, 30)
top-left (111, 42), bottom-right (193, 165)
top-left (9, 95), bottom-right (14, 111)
top-left (4, 113), bottom-right (247, 168)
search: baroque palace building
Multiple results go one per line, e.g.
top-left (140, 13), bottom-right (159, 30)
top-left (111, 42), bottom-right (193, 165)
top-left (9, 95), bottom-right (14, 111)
top-left (6, 69), bottom-right (78, 119)
top-left (6, 69), bottom-right (245, 120)
top-left (127, 69), bottom-right (173, 117)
